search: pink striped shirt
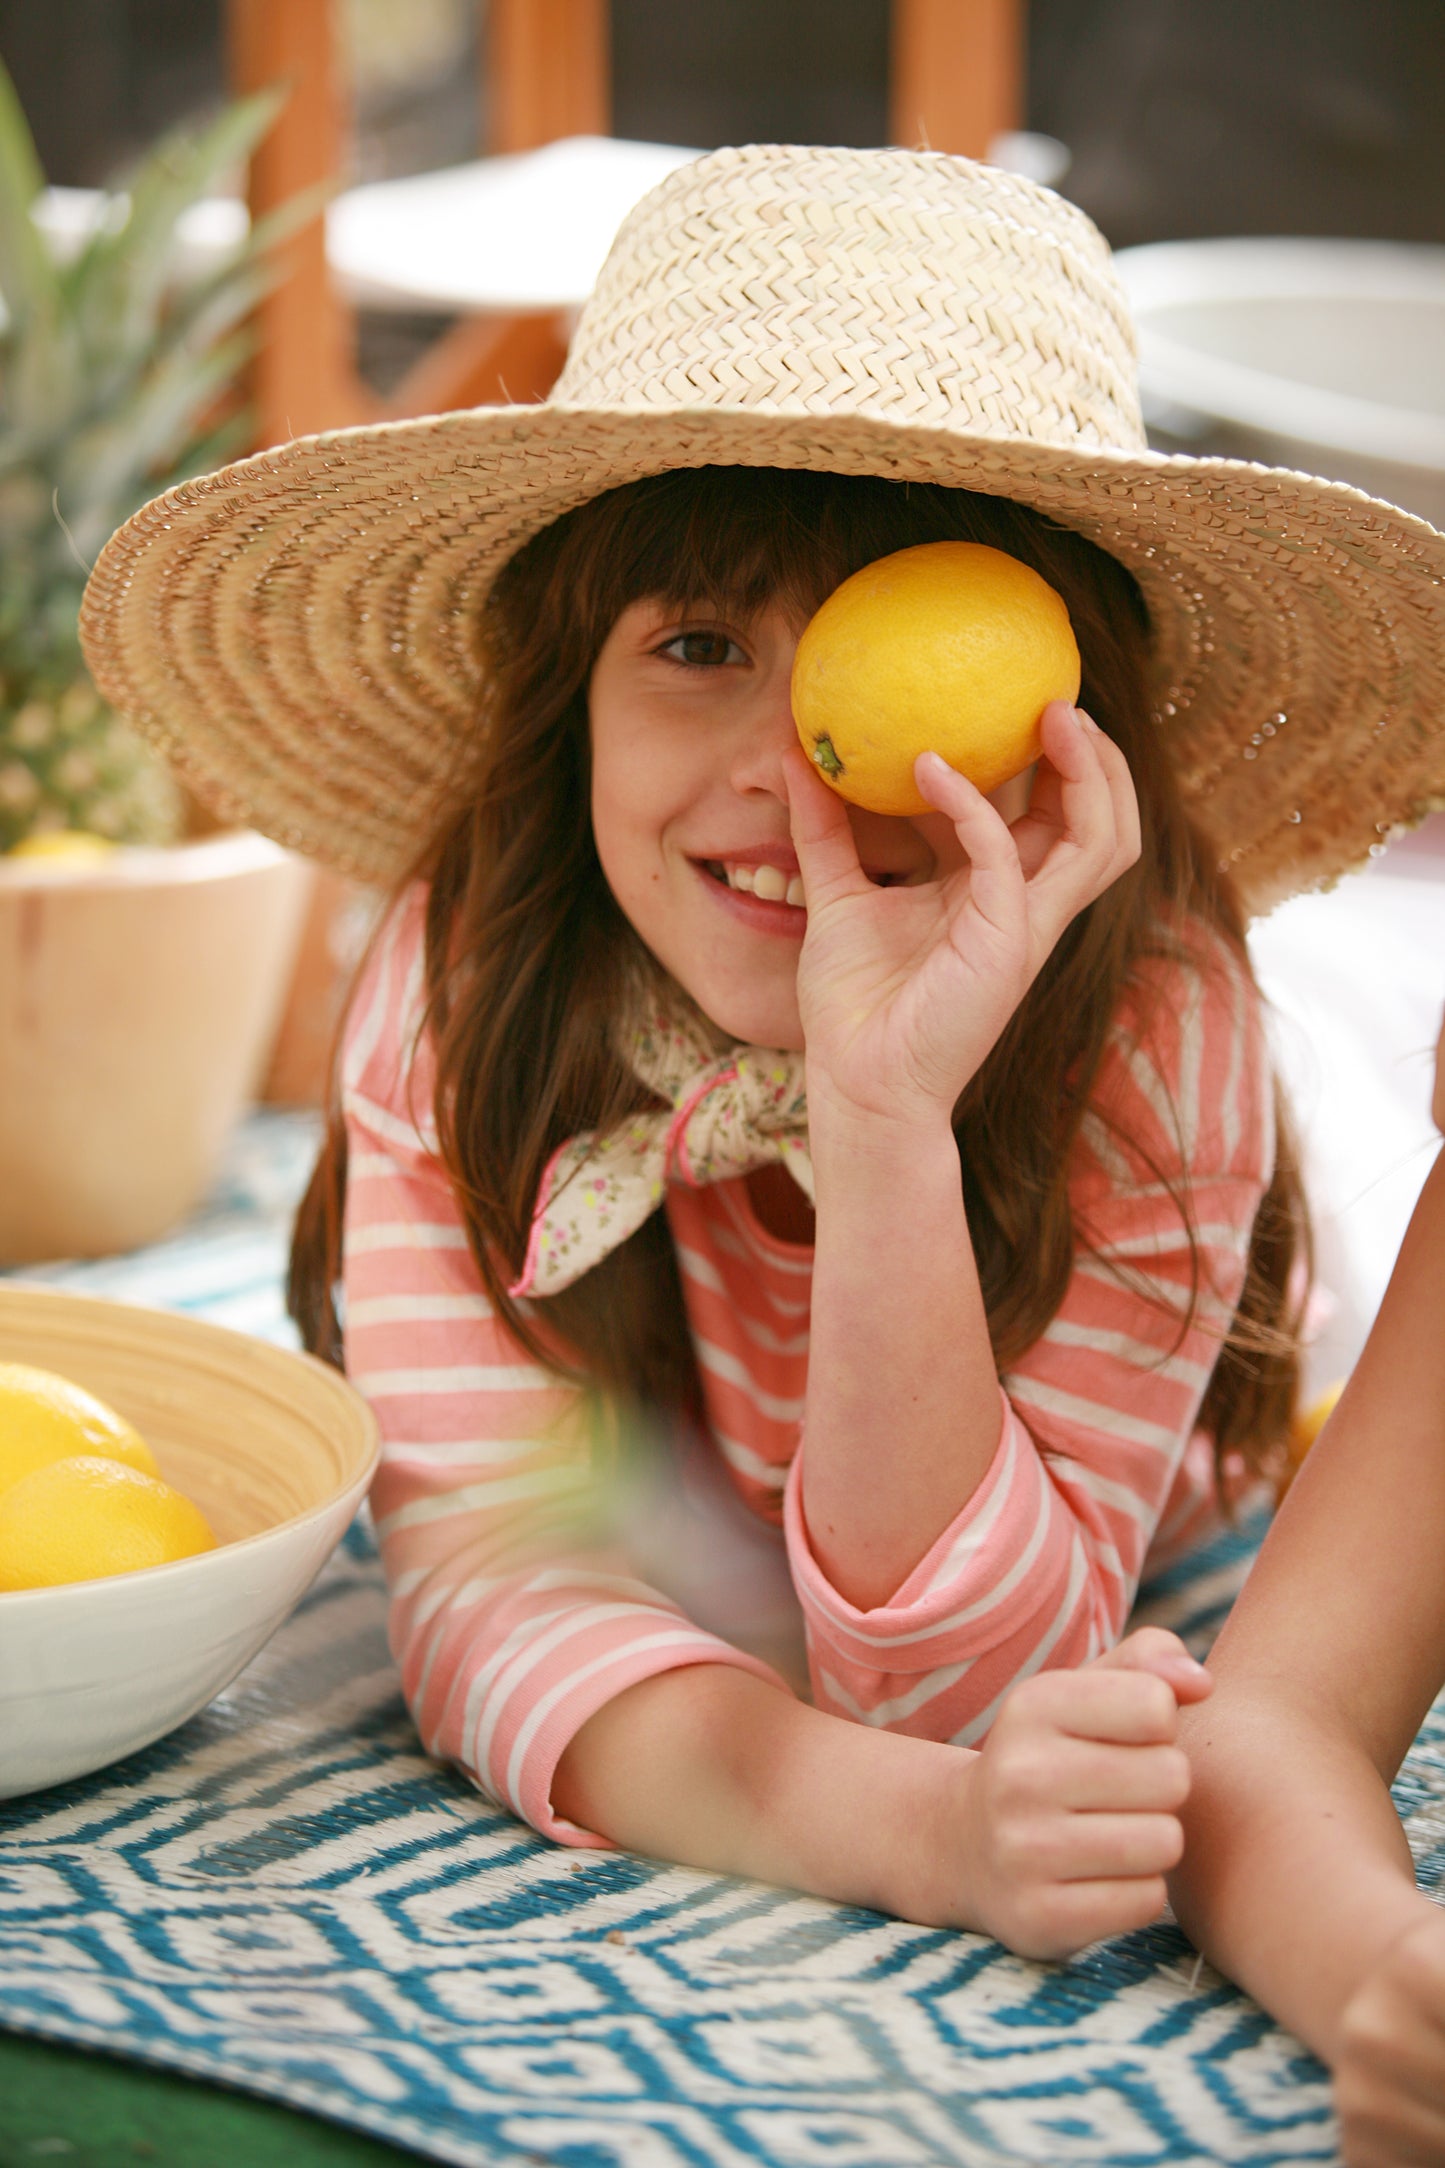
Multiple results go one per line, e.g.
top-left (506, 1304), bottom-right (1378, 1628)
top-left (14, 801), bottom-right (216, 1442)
top-left (342, 887), bottom-right (1273, 1845)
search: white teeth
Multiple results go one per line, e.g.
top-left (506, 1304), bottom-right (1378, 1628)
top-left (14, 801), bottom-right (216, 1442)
top-left (717, 862), bottom-right (805, 907)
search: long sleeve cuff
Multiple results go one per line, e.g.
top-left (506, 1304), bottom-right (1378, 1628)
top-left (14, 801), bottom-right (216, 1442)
top-left (783, 1389), bottom-right (1084, 1679)
top-left (446, 1590), bottom-right (790, 1848)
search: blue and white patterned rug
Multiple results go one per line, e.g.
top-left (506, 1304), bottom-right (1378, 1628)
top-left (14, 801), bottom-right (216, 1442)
top-left (3, 1113), bottom-right (1443, 2168)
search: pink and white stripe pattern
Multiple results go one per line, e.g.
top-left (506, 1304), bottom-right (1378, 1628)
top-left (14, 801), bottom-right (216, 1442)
top-left (343, 888), bottom-right (1273, 1843)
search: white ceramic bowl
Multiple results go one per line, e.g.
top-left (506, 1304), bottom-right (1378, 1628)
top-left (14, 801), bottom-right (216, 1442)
top-left (0, 1285), bottom-right (379, 1799)
top-left (1115, 237), bottom-right (1445, 526)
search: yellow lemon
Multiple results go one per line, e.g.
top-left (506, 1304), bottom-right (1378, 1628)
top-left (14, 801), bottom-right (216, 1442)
top-left (792, 541), bottom-right (1082, 816)
top-left (0, 1361), bottom-right (159, 1497)
top-left (1288, 1379), bottom-right (1345, 1469)
top-left (0, 1455), bottom-right (214, 1590)
top-left (6, 831), bottom-right (119, 863)
top-left (1274, 1378), bottom-right (1345, 1499)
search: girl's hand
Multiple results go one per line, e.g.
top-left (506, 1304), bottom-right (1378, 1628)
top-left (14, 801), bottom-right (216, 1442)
top-left (784, 701), bottom-right (1140, 1130)
top-left (1335, 1911), bottom-right (1445, 2166)
top-left (959, 1628), bottom-right (1211, 1961)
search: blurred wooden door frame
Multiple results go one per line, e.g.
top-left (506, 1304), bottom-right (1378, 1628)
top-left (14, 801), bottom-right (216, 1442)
top-left (486, 0), bottom-right (611, 152)
top-left (226, 0), bottom-right (369, 446)
top-left (228, 0), bottom-right (609, 1104)
top-left (890, 0), bottom-right (1023, 159)
top-left (229, 0), bottom-right (1021, 1104)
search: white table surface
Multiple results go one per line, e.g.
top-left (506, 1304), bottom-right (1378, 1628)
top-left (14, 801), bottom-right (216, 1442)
top-left (1248, 826), bottom-right (1445, 1393)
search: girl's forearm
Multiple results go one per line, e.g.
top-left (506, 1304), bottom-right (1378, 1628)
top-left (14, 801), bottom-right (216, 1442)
top-left (552, 1662), bottom-right (968, 1921)
top-left (801, 1100), bottom-right (1003, 1608)
top-left (1172, 1693), bottom-right (1429, 2064)
top-left (1172, 1148), bottom-right (1445, 2063)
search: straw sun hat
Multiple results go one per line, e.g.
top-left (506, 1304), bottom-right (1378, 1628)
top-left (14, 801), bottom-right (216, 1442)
top-left (80, 142), bottom-right (1445, 912)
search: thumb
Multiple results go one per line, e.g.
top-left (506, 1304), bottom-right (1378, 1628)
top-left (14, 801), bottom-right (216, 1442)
top-left (1095, 1627), bottom-right (1213, 1707)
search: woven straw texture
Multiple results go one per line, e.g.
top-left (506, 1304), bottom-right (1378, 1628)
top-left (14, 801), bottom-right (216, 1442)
top-left (79, 143), bottom-right (1445, 910)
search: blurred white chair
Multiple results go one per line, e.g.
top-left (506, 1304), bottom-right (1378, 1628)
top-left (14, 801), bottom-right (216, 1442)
top-left (328, 133), bottom-right (697, 319)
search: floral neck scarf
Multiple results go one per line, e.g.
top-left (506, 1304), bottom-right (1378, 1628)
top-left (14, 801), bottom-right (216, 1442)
top-left (509, 990), bottom-right (811, 1298)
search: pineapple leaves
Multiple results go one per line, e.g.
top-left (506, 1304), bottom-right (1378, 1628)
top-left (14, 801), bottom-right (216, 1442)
top-left (0, 56), bottom-right (64, 440)
top-left (0, 55), bottom-right (58, 334)
top-left (0, 60), bottom-right (311, 845)
top-left (57, 331), bottom-right (258, 561)
top-left (64, 88), bottom-right (284, 374)
top-left (0, 68), bottom-right (302, 564)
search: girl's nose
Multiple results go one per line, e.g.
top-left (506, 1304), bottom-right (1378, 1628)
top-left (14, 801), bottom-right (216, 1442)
top-left (728, 662), bottom-right (799, 801)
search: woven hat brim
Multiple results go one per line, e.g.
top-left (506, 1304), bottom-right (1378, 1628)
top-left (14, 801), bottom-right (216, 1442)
top-left (79, 400), bottom-right (1445, 913)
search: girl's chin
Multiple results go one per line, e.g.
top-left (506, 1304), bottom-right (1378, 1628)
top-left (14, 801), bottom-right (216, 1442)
top-left (676, 972), bottom-right (804, 1053)
top-left (630, 885), bottom-right (805, 1049)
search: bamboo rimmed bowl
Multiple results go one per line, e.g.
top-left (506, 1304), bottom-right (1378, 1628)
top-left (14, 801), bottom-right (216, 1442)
top-left (0, 1285), bottom-right (380, 1800)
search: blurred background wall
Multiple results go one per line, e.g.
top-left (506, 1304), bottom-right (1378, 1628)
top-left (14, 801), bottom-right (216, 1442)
top-left (3, 0), bottom-right (1441, 247)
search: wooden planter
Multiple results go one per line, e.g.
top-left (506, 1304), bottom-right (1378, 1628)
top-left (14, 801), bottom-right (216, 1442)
top-left (0, 833), bottom-right (313, 1262)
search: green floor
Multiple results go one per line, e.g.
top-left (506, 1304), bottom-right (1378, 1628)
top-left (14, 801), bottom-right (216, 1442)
top-left (0, 2032), bottom-right (418, 2168)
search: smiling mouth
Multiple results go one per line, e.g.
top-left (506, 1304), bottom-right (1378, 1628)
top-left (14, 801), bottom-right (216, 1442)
top-left (699, 859), bottom-right (910, 904)
top-left (702, 860), bottom-right (806, 907)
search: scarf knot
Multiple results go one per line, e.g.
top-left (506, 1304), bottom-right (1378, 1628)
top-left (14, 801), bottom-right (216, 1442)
top-left (509, 995), bottom-right (811, 1297)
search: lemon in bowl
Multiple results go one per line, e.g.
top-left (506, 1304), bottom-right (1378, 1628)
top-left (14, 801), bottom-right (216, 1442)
top-left (5, 831), bottom-right (121, 868)
top-left (0, 1285), bottom-right (378, 1799)
top-left (0, 1455), bottom-right (216, 1591)
top-left (0, 1359), bottom-right (216, 1588)
top-left (792, 541), bottom-right (1082, 816)
top-left (0, 1357), bottom-right (163, 1491)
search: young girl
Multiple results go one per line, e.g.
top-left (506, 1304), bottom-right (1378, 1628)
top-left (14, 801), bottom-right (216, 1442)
top-left (1169, 1000), bottom-right (1445, 2163)
top-left (77, 144), bottom-right (1445, 1958)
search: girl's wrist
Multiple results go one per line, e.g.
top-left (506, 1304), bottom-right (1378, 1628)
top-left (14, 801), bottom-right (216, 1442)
top-left (791, 1718), bottom-right (988, 1930)
top-left (807, 1102), bottom-right (965, 1215)
top-left (804, 1075), bottom-right (959, 1166)
top-left (905, 1744), bottom-right (992, 1931)
top-left (1326, 1891), bottom-right (1445, 2064)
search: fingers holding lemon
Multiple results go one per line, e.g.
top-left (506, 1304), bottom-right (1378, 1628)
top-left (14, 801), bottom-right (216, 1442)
top-left (0, 1362), bottom-right (214, 1590)
top-left (791, 541), bottom-right (1082, 816)
top-left (783, 544), bottom-right (1134, 1123)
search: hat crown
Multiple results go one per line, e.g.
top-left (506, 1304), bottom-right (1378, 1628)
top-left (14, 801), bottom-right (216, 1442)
top-left (554, 143), bottom-right (1148, 456)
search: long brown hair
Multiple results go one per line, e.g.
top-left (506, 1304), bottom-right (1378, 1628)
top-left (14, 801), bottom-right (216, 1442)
top-left (290, 466), bottom-right (1308, 1486)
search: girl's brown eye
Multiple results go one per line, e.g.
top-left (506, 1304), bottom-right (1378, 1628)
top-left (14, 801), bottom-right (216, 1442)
top-left (662, 630), bottom-right (746, 668)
